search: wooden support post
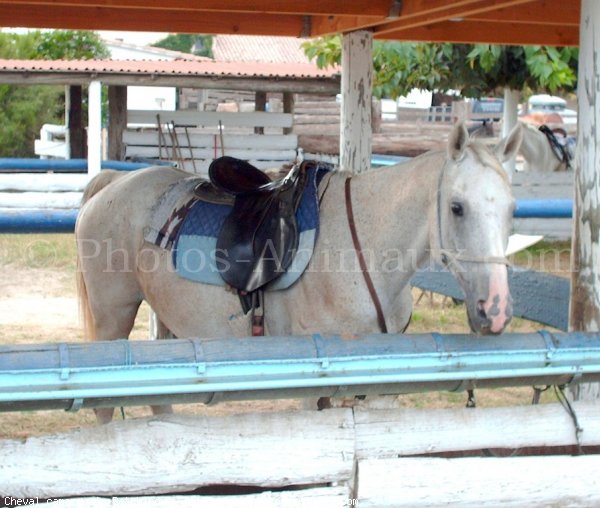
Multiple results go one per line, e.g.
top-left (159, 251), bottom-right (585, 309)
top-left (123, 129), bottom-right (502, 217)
top-left (502, 87), bottom-right (520, 175)
top-left (283, 92), bottom-right (295, 135)
top-left (87, 80), bottom-right (102, 176)
top-left (340, 30), bottom-right (373, 174)
top-left (255, 90), bottom-right (267, 134)
top-left (67, 85), bottom-right (85, 159)
top-left (570, 0), bottom-right (600, 400)
top-left (107, 85), bottom-right (127, 161)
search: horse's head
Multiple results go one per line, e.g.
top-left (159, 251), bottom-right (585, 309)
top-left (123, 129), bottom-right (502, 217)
top-left (434, 122), bottom-right (522, 335)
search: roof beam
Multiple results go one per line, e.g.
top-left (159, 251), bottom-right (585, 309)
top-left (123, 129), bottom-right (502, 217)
top-left (0, 0), bottom-right (389, 17)
top-left (372, 0), bottom-right (537, 37)
top-left (375, 19), bottom-right (579, 47)
top-left (0, 70), bottom-right (340, 94)
top-left (0, 4), bottom-right (305, 36)
top-left (464, 0), bottom-right (579, 26)
top-left (311, 0), bottom-right (535, 35)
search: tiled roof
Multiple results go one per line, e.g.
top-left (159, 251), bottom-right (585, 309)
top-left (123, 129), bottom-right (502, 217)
top-left (0, 58), bottom-right (338, 79)
top-left (212, 35), bottom-right (311, 64)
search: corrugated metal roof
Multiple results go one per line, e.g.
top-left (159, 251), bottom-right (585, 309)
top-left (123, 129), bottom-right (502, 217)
top-left (212, 35), bottom-right (310, 64)
top-left (0, 58), bottom-right (338, 79)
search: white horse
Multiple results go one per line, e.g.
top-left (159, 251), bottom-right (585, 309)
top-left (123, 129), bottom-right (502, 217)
top-left (519, 122), bottom-right (572, 172)
top-left (76, 122), bottom-right (522, 423)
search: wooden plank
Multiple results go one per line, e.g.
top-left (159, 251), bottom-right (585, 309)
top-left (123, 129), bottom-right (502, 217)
top-left (512, 218), bottom-right (572, 240)
top-left (512, 170), bottom-right (574, 186)
top-left (354, 402), bottom-right (600, 460)
top-left (128, 110), bottom-right (293, 129)
top-left (0, 191), bottom-right (82, 209)
top-left (125, 146), bottom-right (297, 161)
top-left (46, 487), bottom-right (352, 508)
top-left (178, 159), bottom-right (287, 174)
top-left (123, 131), bottom-right (298, 150)
top-left (1, 411), bottom-right (355, 498)
top-left (0, 174), bottom-right (89, 192)
top-left (357, 455), bottom-right (600, 507)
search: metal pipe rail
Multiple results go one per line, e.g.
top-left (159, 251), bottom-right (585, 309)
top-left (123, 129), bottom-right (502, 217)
top-left (1, 332), bottom-right (600, 412)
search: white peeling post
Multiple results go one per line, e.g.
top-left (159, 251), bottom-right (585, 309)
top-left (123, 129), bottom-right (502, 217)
top-left (340, 30), bottom-right (373, 174)
top-left (502, 87), bottom-right (520, 175)
top-left (569, 0), bottom-right (600, 400)
top-left (87, 80), bottom-right (102, 177)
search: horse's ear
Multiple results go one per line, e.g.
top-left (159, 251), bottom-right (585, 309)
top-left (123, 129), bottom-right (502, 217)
top-left (494, 122), bottom-right (523, 163)
top-left (447, 122), bottom-right (470, 161)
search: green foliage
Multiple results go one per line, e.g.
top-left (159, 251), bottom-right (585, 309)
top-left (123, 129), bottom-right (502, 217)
top-left (0, 31), bottom-right (40, 59)
top-left (0, 83), bottom-right (63, 157)
top-left (152, 34), bottom-right (213, 58)
top-left (35, 30), bottom-right (109, 60)
top-left (301, 36), bottom-right (341, 69)
top-left (0, 30), bottom-right (109, 157)
top-left (302, 36), bottom-right (578, 99)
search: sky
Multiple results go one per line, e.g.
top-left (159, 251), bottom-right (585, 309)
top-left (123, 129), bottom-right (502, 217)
top-left (97, 31), bottom-right (168, 46)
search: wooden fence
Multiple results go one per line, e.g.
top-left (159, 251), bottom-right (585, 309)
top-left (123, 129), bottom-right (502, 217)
top-left (2, 403), bottom-right (599, 506)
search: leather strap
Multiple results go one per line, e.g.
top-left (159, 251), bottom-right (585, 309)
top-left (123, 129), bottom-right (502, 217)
top-left (344, 177), bottom-right (388, 334)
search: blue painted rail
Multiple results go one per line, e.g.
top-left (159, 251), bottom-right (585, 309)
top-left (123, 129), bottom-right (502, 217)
top-left (0, 158), bottom-right (160, 172)
top-left (0, 208), bottom-right (78, 233)
top-left (514, 199), bottom-right (572, 218)
top-left (0, 198), bottom-right (576, 234)
top-left (1, 332), bottom-right (599, 412)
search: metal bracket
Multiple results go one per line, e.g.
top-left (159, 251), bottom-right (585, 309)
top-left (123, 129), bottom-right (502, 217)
top-left (190, 338), bottom-right (207, 375)
top-left (66, 398), bottom-right (84, 412)
top-left (301, 15), bottom-right (312, 38)
top-left (58, 343), bottom-right (70, 380)
top-left (539, 330), bottom-right (557, 364)
top-left (388, 0), bottom-right (403, 18)
top-left (313, 333), bottom-right (330, 369)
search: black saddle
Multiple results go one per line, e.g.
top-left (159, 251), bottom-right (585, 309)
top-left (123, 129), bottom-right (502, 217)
top-left (208, 156), bottom-right (308, 294)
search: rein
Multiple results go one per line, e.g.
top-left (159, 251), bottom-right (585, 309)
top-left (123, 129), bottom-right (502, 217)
top-left (539, 124), bottom-right (572, 170)
top-left (435, 159), bottom-right (510, 269)
top-left (344, 177), bottom-right (388, 334)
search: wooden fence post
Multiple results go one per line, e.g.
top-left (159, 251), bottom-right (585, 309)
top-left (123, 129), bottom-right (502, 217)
top-left (340, 30), bottom-right (373, 174)
top-left (570, 0), bottom-right (600, 399)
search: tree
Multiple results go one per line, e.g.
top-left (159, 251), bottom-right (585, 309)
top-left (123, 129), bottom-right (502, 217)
top-left (152, 34), bottom-right (213, 58)
top-left (302, 36), bottom-right (578, 100)
top-left (0, 30), bottom-right (109, 157)
top-left (35, 30), bottom-right (110, 60)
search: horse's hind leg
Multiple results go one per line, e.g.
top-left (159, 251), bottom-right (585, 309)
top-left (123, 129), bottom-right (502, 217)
top-left (149, 310), bottom-right (175, 417)
top-left (87, 292), bottom-right (142, 424)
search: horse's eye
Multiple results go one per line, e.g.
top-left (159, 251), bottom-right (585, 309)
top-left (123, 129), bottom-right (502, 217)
top-left (451, 202), bottom-right (464, 217)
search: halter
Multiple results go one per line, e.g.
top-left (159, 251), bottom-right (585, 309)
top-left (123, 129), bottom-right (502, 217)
top-left (435, 156), bottom-right (510, 270)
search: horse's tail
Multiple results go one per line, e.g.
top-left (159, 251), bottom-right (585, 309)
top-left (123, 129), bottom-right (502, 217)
top-left (81, 169), bottom-right (124, 205)
top-left (77, 170), bottom-right (124, 341)
top-left (76, 255), bottom-right (96, 341)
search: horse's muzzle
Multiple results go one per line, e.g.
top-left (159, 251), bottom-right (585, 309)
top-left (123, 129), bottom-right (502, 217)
top-left (468, 265), bottom-right (513, 335)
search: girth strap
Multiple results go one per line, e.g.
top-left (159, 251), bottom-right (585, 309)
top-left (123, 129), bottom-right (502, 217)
top-left (345, 177), bottom-right (388, 334)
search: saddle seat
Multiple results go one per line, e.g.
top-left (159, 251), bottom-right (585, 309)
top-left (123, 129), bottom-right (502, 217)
top-left (207, 156), bottom-right (308, 295)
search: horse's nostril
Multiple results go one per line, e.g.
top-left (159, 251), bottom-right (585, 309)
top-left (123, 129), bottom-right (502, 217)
top-left (477, 300), bottom-right (487, 319)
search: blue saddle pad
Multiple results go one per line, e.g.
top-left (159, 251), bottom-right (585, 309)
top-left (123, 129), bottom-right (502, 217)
top-left (172, 163), bottom-right (331, 290)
